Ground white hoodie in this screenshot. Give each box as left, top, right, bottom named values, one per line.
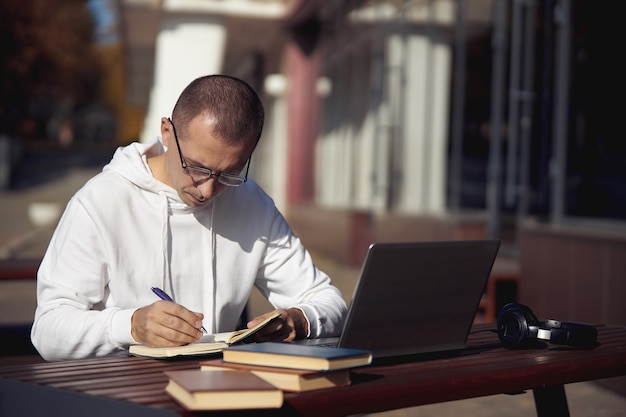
left=31, top=139, right=347, bottom=361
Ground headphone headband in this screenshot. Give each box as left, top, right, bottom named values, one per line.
left=497, top=303, right=597, bottom=349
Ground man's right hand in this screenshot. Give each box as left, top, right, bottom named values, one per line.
left=131, top=301, right=204, bottom=347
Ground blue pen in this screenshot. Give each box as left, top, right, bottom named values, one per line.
left=151, top=287, right=207, bottom=333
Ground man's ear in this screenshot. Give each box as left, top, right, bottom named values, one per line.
left=160, top=117, right=172, bottom=145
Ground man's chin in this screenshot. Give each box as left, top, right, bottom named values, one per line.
left=185, top=194, right=211, bottom=207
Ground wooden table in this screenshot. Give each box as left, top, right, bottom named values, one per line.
left=1, top=324, right=625, bottom=417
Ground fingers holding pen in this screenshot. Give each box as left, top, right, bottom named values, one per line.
left=158, top=301, right=205, bottom=339
left=150, top=286, right=207, bottom=333
left=131, top=300, right=204, bottom=347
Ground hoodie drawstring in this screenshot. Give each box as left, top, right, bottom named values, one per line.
left=157, top=189, right=217, bottom=333
left=159, top=191, right=173, bottom=297
left=210, top=201, right=217, bottom=331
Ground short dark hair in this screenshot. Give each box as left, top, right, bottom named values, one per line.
left=171, top=75, right=264, bottom=148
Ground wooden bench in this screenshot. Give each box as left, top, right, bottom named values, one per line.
left=0, top=259, right=40, bottom=281
left=2, top=324, right=625, bottom=416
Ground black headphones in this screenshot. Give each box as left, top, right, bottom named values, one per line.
left=497, top=303, right=598, bottom=349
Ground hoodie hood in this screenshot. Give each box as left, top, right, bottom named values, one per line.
left=102, top=138, right=185, bottom=208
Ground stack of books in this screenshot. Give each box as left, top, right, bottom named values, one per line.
left=203, top=342, right=373, bottom=393
left=164, top=342, right=372, bottom=411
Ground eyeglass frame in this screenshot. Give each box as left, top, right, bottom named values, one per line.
left=168, top=117, right=251, bottom=187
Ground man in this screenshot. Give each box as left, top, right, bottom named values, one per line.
left=31, top=75, right=347, bottom=361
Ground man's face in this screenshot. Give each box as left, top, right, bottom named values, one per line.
left=161, top=115, right=253, bottom=207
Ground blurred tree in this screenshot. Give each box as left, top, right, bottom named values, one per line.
left=0, top=0, right=103, bottom=142
left=96, top=42, right=143, bottom=145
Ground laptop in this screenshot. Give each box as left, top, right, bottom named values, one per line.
left=299, top=239, right=500, bottom=359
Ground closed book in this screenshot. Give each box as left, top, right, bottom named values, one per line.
left=222, top=342, right=372, bottom=371
left=200, top=358, right=351, bottom=392
left=164, top=369, right=283, bottom=411
left=130, top=312, right=280, bottom=358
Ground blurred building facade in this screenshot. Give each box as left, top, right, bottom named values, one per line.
left=117, top=0, right=626, bottom=327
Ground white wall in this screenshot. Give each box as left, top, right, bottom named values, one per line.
left=140, top=16, right=226, bottom=143
left=316, top=0, right=454, bottom=215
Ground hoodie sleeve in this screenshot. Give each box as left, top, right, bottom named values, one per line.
left=30, top=196, right=137, bottom=361
left=255, top=207, right=348, bottom=338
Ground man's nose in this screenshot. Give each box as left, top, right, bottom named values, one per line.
left=196, top=176, right=219, bottom=198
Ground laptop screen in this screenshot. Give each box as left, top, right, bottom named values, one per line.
left=337, top=240, right=500, bottom=358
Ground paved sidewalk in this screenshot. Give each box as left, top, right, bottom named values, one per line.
left=1, top=156, right=625, bottom=416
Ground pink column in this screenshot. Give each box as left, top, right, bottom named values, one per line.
left=285, top=39, right=321, bottom=204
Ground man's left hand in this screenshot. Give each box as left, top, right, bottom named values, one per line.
left=248, top=308, right=308, bottom=342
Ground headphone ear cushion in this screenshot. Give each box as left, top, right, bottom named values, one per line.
left=497, top=303, right=540, bottom=348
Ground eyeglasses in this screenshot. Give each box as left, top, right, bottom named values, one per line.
left=168, top=118, right=250, bottom=187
